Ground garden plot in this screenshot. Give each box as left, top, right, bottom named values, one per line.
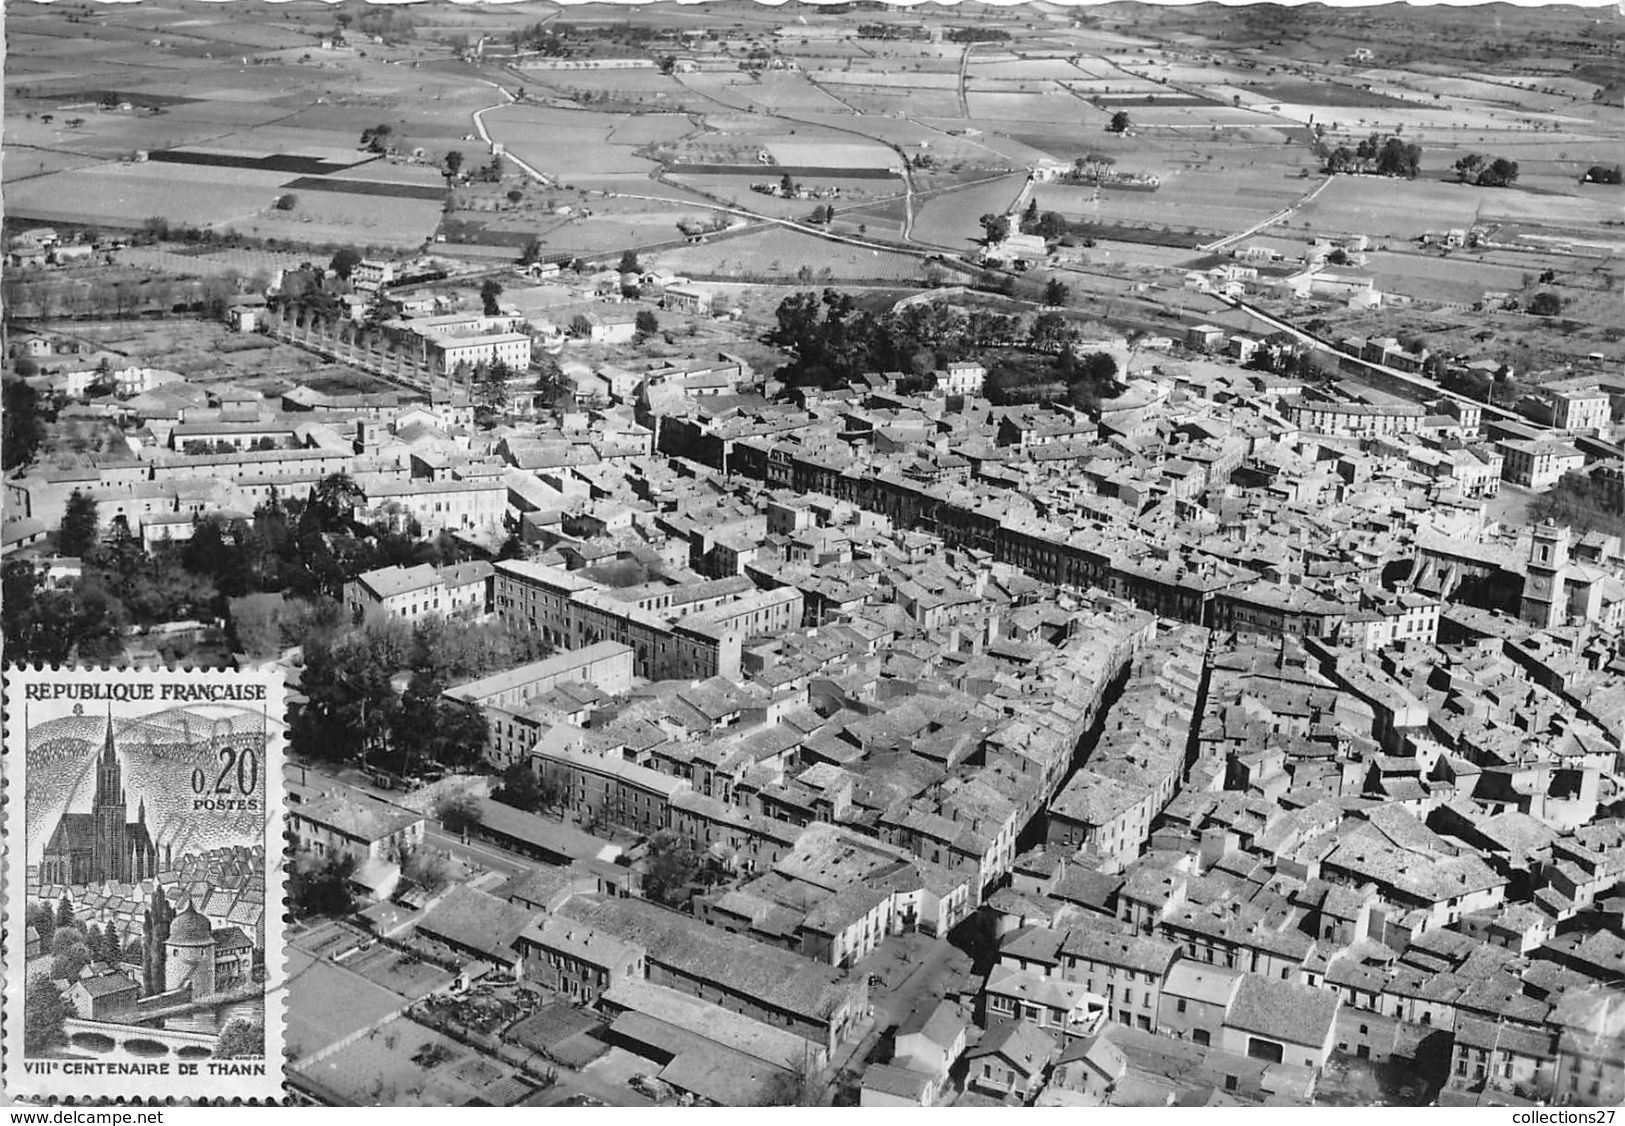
left=303, top=1017, right=501, bottom=1106
left=285, top=946, right=411, bottom=1067
left=342, top=945, right=457, bottom=1002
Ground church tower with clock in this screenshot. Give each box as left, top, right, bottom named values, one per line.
left=1520, top=523, right=1570, bottom=629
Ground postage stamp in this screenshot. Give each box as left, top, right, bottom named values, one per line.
left=3, top=666, right=286, bottom=1101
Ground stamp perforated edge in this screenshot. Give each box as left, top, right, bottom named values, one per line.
left=1, top=664, right=289, bottom=1104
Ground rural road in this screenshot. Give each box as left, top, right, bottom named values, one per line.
left=471, top=84, right=554, bottom=187
left=604, top=190, right=954, bottom=263
left=1200, top=173, right=1334, bottom=253
left=957, top=43, right=977, bottom=118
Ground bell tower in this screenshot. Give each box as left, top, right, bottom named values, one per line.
left=1520, top=524, right=1570, bottom=629
left=93, top=712, right=126, bottom=883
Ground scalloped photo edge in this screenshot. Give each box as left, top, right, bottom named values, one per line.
left=2, top=664, right=288, bottom=1103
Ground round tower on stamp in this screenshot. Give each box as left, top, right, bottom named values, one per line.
left=164, top=899, right=216, bottom=998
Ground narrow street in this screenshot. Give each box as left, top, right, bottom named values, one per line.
left=821, top=934, right=973, bottom=1104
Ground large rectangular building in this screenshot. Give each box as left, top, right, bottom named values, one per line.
left=491, top=559, right=797, bottom=681
left=444, top=641, right=637, bottom=765
left=1498, top=439, right=1587, bottom=490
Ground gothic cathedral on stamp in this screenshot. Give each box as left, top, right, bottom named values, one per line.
left=4, top=666, right=287, bottom=1101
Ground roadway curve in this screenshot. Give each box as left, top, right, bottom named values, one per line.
left=470, top=83, right=553, bottom=185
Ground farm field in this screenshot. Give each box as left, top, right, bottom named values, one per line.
left=526, top=68, right=690, bottom=98
left=1294, top=176, right=1621, bottom=241
left=762, top=139, right=898, bottom=170
left=1035, top=165, right=1315, bottom=233
left=236, top=190, right=444, bottom=250
left=823, top=89, right=967, bottom=120
left=909, top=173, right=1027, bottom=250
left=482, top=105, right=688, bottom=179
left=6, top=0, right=1621, bottom=398
left=1362, top=251, right=1534, bottom=304
left=6, top=161, right=288, bottom=229
left=745, top=72, right=855, bottom=114
left=664, top=173, right=906, bottom=218
left=966, top=91, right=1090, bottom=124
left=650, top=225, right=924, bottom=282
left=531, top=212, right=700, bottom=256
left=809, top=71, right=961, bottom=91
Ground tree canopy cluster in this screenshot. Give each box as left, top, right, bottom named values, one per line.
left=985, top=346, right=1121, bottom=411
left=358, top=123, right=394, bottom=154
left=1453, top=153, right=1521, bottom=188
left=1527, top=291, right=1565, bottom=317
left=770, top=288, right=1106, bottom=391
left=292, top=614, right=547, bottom=778
left=1019, top=199, right=1071, bottom=242
left=1528, top=471, right=1625, bottom=539
left=3, top=377, right=57, bottom=470
left=2, top=475, right=477, bottom=667
left=1323, top=133, right=1422, bottom=178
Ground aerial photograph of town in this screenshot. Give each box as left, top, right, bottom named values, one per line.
left=3, top=0, right=1623, bottom=1109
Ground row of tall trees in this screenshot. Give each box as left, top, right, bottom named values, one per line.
left=1, top=271, right=250, bottom=321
